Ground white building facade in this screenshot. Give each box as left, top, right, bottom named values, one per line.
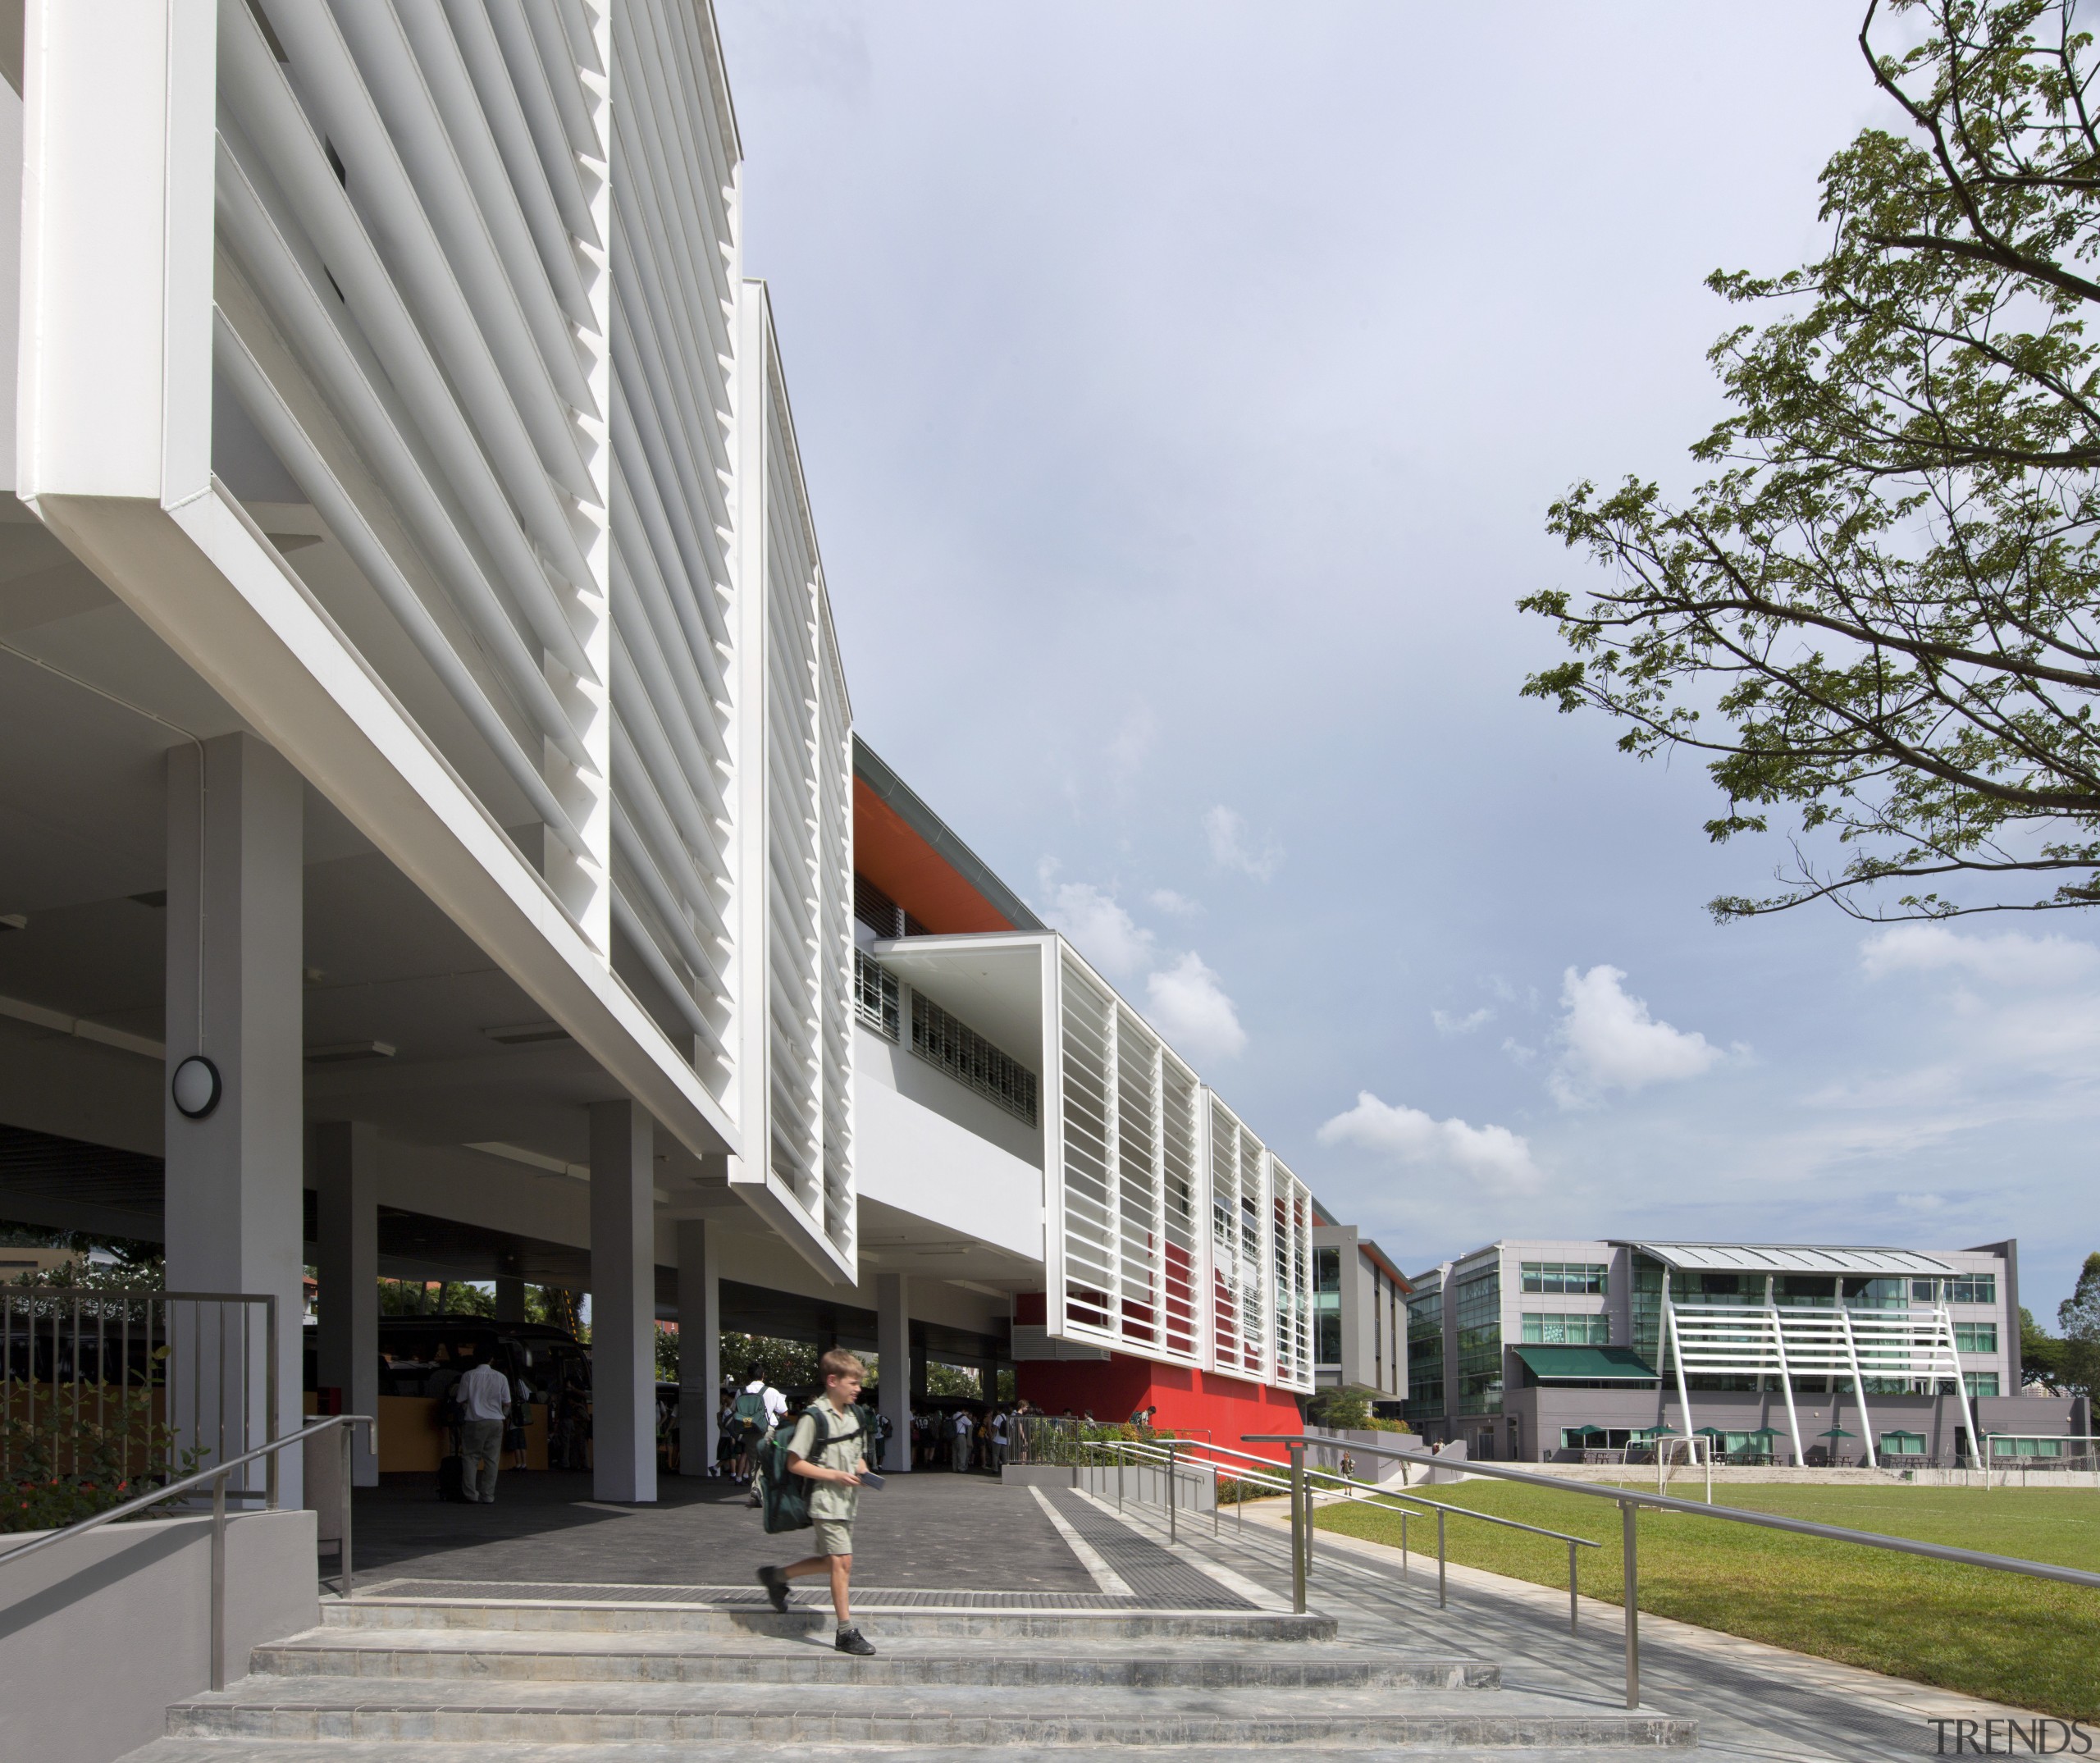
left=0, top=0, right=1331, bottom=1508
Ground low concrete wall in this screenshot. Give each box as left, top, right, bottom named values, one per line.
left=0, top=1508, right=317, bottom=1763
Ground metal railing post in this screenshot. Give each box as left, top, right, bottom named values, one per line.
left=1288, top=1444, right=1306, bottom=1614
left=1400, top=1509, right=1409, bottom=1579
left=210, top=1470, right=228, bottom=1692
left=1116, top=1443, right=1124, bottom=1511
left=1436, top=1507, right=1446, bottom=1608
left=263, top=1295, right=279, bottom=1511
left=1621, top=1499, right=1639, bottom=1709
left=1568, top=1537, right=1579, bottom=1633
left=339, top=1423, right=355, bottom=1601
left=1166, top=1441, right=1177, bottom=1544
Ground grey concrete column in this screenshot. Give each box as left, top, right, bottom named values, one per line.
left=164, top=734, right=304, bottom=1507
left=675, top=1218, right=719, bottom=1478
left=313, top=1121, right=378, bottom=1485
left=877, top=1272, right=912, bottom=1474
left=589, top=1098, right=656, bottom=1503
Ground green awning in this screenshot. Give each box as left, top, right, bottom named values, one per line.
left=1513, top=1345, right=1660, bottom=1382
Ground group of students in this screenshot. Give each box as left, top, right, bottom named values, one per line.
left=909, top=1400, right=1027, bottom=1473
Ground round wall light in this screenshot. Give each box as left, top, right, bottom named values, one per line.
left=171, top=1054, right=221, bottom=1120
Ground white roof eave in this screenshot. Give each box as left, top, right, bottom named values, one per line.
left=1624, top=1242, right=1957, bottom=1277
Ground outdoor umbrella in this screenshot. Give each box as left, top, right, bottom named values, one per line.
left=1692, top=1427, right=1727, bottom=1439
left=1746, top=1427, right=1781, bottom=1437
left=1819, top=1427, right=1857, bottom=1438
left=1567, top=1425, right=1607, bottom=1438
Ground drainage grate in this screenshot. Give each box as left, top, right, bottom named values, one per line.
left=362, top=1578, right=1150, bottom=1610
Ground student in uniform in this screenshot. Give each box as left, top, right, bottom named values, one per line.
left=756, top=1349, right=876, bottom=1656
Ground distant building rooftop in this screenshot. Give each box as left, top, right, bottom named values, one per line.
left=1622, top=1242, right=1956, bottom=1278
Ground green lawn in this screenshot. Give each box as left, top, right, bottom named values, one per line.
left=1314, top=1480, right=2100, bottom=1719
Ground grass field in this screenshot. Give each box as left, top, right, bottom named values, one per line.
left=1313, top=1480, right=2100, bottom=1719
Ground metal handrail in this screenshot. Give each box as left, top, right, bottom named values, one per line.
left=1100, top=1433, right=1600, bottom=1632
left=1, top=1412, right=374, bottom=1691
left=1248, top=1432, right=2100, bottom=1710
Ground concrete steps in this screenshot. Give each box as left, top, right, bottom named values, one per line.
left=257, top=1626, right=1499, bottom=1689
left=129, top=1592, right=1699, bottom=1756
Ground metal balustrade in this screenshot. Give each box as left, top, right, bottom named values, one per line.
left=2, top=1290, right=277, bottom=1504
left=1245, top=1432, right=2100, bottom=1710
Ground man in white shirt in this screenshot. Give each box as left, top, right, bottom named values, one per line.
left=950, top=1407, right=975, bottom=1473
left=456, top=1357, right=512, bottom=1504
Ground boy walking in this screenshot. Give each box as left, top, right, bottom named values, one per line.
left=757, top=1349, right=876, bottom=1656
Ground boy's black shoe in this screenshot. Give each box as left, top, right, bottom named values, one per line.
left=834, top=1626, right=876, bottom=1656
left=757, top=1566, right=790, bottom=1613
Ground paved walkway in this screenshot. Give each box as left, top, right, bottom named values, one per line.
left=352, top=1470, right=1096, bottom=1594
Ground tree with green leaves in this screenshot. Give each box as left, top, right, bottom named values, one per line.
left=1527, top=0, right=2100, bottom=920
left=2019, top=1304, right=2066, bottom=1385
left=2060, top=1249, right=2100, bottom=1397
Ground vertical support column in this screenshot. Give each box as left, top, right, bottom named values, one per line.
left=590, top=1098, right=656, bottom=1504
left=675, top=1217, right=720, bottom=1478
left=313, top=1120, right=378, bottom=1486
left=164, top=734, right=304, bottom=1507
left=494, top=1269, right=526, bottom=1324
left=877, top=1273, right=912, bottom=1474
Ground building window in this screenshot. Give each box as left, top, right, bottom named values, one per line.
left=1911, top=1277, right=1941, bottom=1304
left=1521, top=1261, right=1608, bottom=1295
left=1453, top=1270, right=1502, bottom=1416
left=1521, top=1312, right=1610, bottom=1345
left=854, top=949, right=899, bottom=1041
left=1404, top=1290, right=1444, bottom=1422
left=1965, top=1372, right=2001, bottom=1400
left=909, top=991, right=1038, bottom=1127
left=1955, top=1322, right=1997, bottom=1354
left=1993, top=1436, right=2064, bottom=1458
left=1313, top=1248, right=1342, bottom=1368
left=1951, top=1274, right=1997, bottom=1305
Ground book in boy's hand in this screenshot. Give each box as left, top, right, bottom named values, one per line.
left=856, top=1470, right=886, bottom=1491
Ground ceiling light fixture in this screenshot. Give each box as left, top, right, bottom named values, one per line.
left=303, top=1040, right=396, bottom=1064
left=481, top=1020, right=571, bottom=1045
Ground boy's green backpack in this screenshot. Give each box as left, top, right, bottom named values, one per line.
left=755, top=1403, right=872, bottom=1536
left=732, top=1386, right=770, bottom=1433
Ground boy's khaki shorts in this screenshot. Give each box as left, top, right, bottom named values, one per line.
left=812, top=1518, right=854, bottom=1557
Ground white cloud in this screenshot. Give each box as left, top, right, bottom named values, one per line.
left=1039, top=878, right=1155, bottom=980
left=1317, top=1091, right=1541, bottom=1188
left=1432, top=1007, right=1495, bottom=1037
left=1145, top=952, right=1248, bottom=1062
left=1500, top=1037, right=1539, bottom=1066
left=1860, top=924, right=2100, bottom=989
left=1203, top=805, right=1282, bottom=882
left=1148, top=888, right=1203, bottom=916
left=1551, top=964, right=1724, bottom=1107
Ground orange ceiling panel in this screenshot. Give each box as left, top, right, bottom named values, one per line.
left=854, top=777, right=1014, bottom=934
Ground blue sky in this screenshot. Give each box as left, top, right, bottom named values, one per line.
left=715, top=2, right=2100, bottom=1323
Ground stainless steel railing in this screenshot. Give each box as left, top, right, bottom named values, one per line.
left=0, top=1413, right=374, bottom=1691
left=1093, top=1433, right=1600, bottom=1633
left=1246, top=1432, right=2100, bottom=1710
left=2, top=1287, right=279, bottom=1501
